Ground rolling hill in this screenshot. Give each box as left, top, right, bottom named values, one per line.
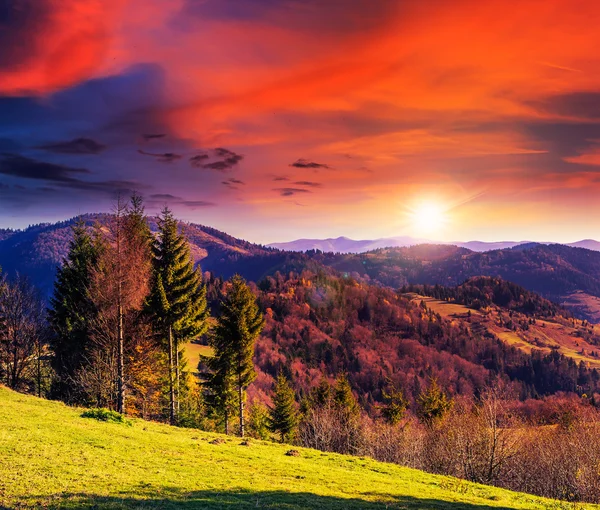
left=0, top=385, right=588, bottom=509
left=3, top=214, right=600, bottom=322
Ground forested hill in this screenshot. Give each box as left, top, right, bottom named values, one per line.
left=3, top=215, right=600, bottom=321
left=206, top=271, right=600, bottom=409
left=0, top=214, right=312, bottom=297
left=404, top=276, right=569, bottom=318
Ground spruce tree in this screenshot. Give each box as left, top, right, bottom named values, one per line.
left=268, top=373, right=298, bottom=442
left=334, top=374, right=359, bottom=416
left=200, top=347, right=237, bottom=434
left=147, top=207, right=208, bottom=424
left=381, top=384, right=408, bottom=425
left=48, top=219, right=99, bottom=402
left=209, top=275, right=264, bottom=437
left=416, top=378, right=453, bottom=426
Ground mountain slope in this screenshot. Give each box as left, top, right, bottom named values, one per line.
left=0, top=214, right=297, bottom=297
left=0, top=385, right=585, bottom=509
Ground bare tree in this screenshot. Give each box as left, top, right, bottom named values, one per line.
left=88, top=194, right=152, bottom=413
left=0, top=274, right=47, bottom=392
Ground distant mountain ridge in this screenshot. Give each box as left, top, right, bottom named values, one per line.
left=268, top=236, right=600, bottom=254
left=3, top=214, right=600, bottom=322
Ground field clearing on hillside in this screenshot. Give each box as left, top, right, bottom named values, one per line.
left=0, top=386, right=590, bottom=510
left=406, top=295, right=483, bottom=317
left=184, top=342, right=213, bottom=373
left=408, top=295, right=600, bottom=368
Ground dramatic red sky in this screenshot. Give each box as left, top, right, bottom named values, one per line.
left=1, top=0, right=600, bottom=243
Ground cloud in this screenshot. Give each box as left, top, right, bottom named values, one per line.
left=147, top=193, right=216, bottom=209
left=149, top=193, right=180, bottom=200
left=0, top=0, right=123, bottom=94
left=181, top=200, right=216, bottom=208
left=137, top=149, right=182, bottom=163
left=188, top=148, right=244, bottom=171
left=201, top=147, right=244, bottom=171
left=0, top=153, right=90, bottom=182
left=293, top=181, right=322, bottom=187
left=289, top=159, right=330, bottom=169
left=142, top=133, right=166, bottom=141
left=222, top=177, right=245, bottom=189
left=38, top=137, right=107, bottom=154
left=528, top=92, right=600, bottom=120
left=189, top=153, right=210, bottom=167
left=274, top=187, right=312, bottom=197
left=0, top=153, right=142, bottom=194
left=272, top=176, right=289, bottom=181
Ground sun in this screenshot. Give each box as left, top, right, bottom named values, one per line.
left=409, top=201, right=448, bottom=235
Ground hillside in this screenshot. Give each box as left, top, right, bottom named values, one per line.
left=0, top=386, right=587, bottom=510
left=305, top=244, right=600, bottom=321
left=0, top=214, right=304, bottom=297
left=205, top=272, right=600, bottom=409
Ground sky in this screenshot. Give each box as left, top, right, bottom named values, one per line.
left=1, top=0, right=600, bottom=244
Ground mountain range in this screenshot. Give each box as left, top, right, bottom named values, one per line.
left=268, top=236, right=600, bottom=254
left=2, top=214, right=600, bottom=322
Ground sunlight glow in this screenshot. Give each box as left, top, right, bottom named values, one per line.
left=409, top=201, right=448, bottom=235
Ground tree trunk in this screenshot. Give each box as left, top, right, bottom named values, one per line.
left=175, top=336, right=180, bottom=417
left=238, top=380, right=244, bottom=437
left=37, top=335, right=41, bottom=398
left=168, top=325, right=176, bottom=425
left=117, top=300, right=124, bottom=414
left=224, top=409, right=229, bottom=435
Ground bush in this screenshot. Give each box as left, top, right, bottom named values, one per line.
left=81, top=408, right=131, bottom=425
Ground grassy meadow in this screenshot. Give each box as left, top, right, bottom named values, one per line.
left=0, top=386, right=595, bottom=509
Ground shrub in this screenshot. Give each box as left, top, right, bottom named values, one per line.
left=81, top=408, right=131, bottom=425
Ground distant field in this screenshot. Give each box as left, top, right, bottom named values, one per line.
left=407, top=294, right=483, bottom=317
left=408, top=294, right=600, bottom=369
left=184, top=342, right=213, bottom=373
left=0, top=386, right=589, bottom=509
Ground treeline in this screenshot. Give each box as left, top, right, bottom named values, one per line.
left=294, top=381, right=600, bottom=503
left=402, top=276, right=568, bottom=317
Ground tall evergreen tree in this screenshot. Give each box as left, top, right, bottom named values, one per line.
left=200, top=346, right=237, bottom=434
left=268, top=373, right=298, bottom=443
left=416, top=378, right=453, bottom=426
left=334, top=374, right=359, bottom=416
left=203, top=275, right=264, bottom=436
left=380, top=384, right=409, bottom=425
left=219, top=275, right=264, bottom=437
left=48, top=220, right=99, bottom=402
left=147, top=207, right=208, bottom=424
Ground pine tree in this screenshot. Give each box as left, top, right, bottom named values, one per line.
left=147, top=207, right=208, bottom=424
left=381, top=384, right=408, bottom=425
left=334, top=374, right=359, bottom=416
left=207, top=275, right=264, bottom=437
left=268, top=373, right=298, bottom=443
left=48, top=220, right=99, bottom=402
left=416, top=378, right=453, bottom=426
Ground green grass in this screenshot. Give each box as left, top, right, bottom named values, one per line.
left=0, top=386, right=595, bottom=509
left=184, top=341, right=214, bottom=374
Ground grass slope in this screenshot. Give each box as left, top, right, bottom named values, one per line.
left=0, top=387, right=593, bottom=510
left=410, top=295, right=600, bottom=369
